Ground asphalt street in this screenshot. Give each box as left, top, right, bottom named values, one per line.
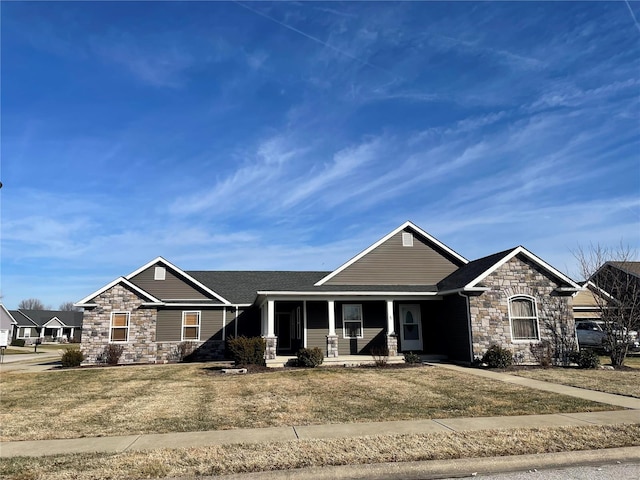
left=448, top=462, right=640, bottom=479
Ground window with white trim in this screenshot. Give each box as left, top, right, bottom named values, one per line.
left=342, top=304, right=363, bottom=339
left=23, top=327, right=31, bottom=338
left=508, top=296, right=540, bottom=341
left=182, top=311, right=201, bottom=341
left=110, top=312, right=130, bottom=342
left=154, top=266, right=166, bottom=280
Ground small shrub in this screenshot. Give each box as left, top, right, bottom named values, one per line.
left=482, top=345, right=513, bottom=369
left=174, top=341, right=197, bottom=362
left=404, top=351, right=421, bottom=364
left=370, top=346, right=389, bottom=367
left=227, top=336, right=266, bottom=366
left=10, top=339, right=26, bottom=347
left=103, top=344, right=124, bottom=365
left=513, top=351, right=526, bottom=365
left=60, top=347, right=84, bottom=368
left=575, top=349, right=601, bottom=369
left=296, top=347, right=324, bottom=367
left=530, top=340, right=553, bottom=367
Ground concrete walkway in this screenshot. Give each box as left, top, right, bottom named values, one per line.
left=1, top=363, right=639, bottom=459
left=431, top=363, right=640, bottom=410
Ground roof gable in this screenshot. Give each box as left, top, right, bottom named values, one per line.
left=75, top=277, right=163, bottom=307
left=126, top=257, right=230, bottom=304
left=315, top=221, right=468, bottom=286
left=438, top=246, right=580, bottom=293
left=0, top=304, right=18, bottom=326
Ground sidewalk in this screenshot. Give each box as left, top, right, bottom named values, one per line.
left=1, top=363, right=638, bottom=459
left=431, top=363, right=640, bottom=410
left=1, top=408, right=638, bottom=458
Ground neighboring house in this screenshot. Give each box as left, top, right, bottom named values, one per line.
left=9, top=310, right=83, bottom=344
left=0, top=304, right=17, bottom=346
left=76, top=221, right=580, bottom=365
left=573, top=281, right=608, bottom=322
left=573, top=262, right=640, bottom=322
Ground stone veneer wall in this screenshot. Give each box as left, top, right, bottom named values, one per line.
left=81, top=284, right=158, bottom=364
left=468, top=255, right=575, bottom=363
left=81, top=283, right=227, bottom=364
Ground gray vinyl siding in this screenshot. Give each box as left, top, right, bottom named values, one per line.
left=443, top=295, right=472, bottom=362
left=156, top=310, right=182, bottom=341
left=306, top=301, right=328, bottom=351
left=129, top=263, right=217, bottom=301
left=156, top=309, right=224, bottom=342
left=335, top=301, right=386, bottom=355
left=325, top=228, right=461, bottom=286
left=202, top=310, right=224, bottom=341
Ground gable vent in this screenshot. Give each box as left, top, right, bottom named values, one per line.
left=402, top=232, right=414, bottom=247
left=154, top=266, right=166, bottom=280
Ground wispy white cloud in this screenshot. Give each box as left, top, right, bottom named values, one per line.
left=91, top=34, right=194, bottom=88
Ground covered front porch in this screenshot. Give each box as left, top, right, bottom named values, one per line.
left=257, top=294, right=448, bottom=362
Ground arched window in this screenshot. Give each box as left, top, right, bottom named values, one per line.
left=508, top=296, right=540, bottom=341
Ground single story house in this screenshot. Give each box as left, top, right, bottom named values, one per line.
left=76, top=221, right=580, bottom=365
left=0, top=304, right=17, bottom=347
left=9, top=310, right=83, bottom=344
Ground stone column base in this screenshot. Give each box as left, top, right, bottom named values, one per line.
left=326, top=335, right=339, bottom=358
left=264, top=336, right=278, bottom=360
left=386, top=334, right=398, bottom=357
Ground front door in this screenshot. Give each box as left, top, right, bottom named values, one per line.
left=400, top=304, right=422, bottom=351
left=276, top=313, right=291, bottom=351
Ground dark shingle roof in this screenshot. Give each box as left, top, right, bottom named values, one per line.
left=9, top=310, right=38, bottom=327
left=188, top=271, right=329, bottom=304
left=188, top=271, right=439, bottom=304
left=607, top=261, right=640, bottom=278
left=437, top=248, right=516, bottom=291
left=11, top=310, right=83, bottom=327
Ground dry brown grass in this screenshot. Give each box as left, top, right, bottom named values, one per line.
left=1, top=424, right=639, bottom=480
left=0, top=364, right=618, bottom=441
left=512, top=359, right=640, bottom=399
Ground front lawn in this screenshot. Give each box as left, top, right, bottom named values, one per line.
left=0, top=363, right=618, bottom=441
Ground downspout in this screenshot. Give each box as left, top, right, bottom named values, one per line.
left=458, top=291, right=474, bottom=364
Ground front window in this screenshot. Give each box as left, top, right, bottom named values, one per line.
left=182, top=311, right=201, bottom=341
left=110, top=312, right=130, bottom=342
left=509, top=296, right=540, bottom=341
left=342, top=304, right=363, bottom=339
left=23, top=327, right=31, bottom=338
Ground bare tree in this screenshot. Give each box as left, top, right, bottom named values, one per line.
left=540, top=298, right=577, bottom=366
left=18, top=298, right=47, bottom=310
left=574, top=244, right=640, bottom=366
left=59, top=301, right=79, bottom=311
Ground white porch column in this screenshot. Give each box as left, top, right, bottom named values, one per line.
left=267, top=299, right=275, bottom=337
left=40, top=328, right=45, bottom=338
left=303, top=301, right=308, bottom=348
left=386, top=300, right=395, bottom=335
left=326, top=299, right=338, bottom=358
left=327, top=300, right=336, bottom=336
left=70, top=328, right=75, bottom=341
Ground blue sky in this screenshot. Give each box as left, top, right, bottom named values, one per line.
left=1, top=1, right=639, bottom=309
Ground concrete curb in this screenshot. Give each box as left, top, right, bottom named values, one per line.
left=194, top=446, right=640, bottom=480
